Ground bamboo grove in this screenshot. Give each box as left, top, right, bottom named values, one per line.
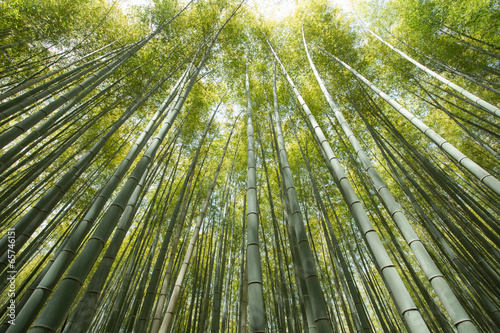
left=0, top=0, right=499, bottom=332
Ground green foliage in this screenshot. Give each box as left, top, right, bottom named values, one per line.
left=0, top=0, right=498, bottom=332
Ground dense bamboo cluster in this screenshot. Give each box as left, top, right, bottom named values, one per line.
left=0, top=0, right=498, bottom=332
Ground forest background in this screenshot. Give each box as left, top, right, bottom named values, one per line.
left=0, top=0, right=499, bottom=332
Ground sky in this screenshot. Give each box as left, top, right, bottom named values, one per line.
left=248, top=0, right=354, bottom=20
left=120, top=0, right=354, bottom=18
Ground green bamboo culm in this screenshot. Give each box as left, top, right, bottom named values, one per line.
left=360, top=21, right=500, bottom=118
left=245, top=57, right=267, bottom=333
left=158, top=108, right=239, bottom=333
left=322, top=49, right=500, bottom=198
left=272, top=60, right=333, bottom=333
left=302, top=28, right=478, bottom=333
left=268, top=39, right=431, bottom=333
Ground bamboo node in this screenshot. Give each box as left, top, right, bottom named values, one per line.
left=305, top=273, right=319, bottom=279
left=89, top=236, right=106, bottom=246
left=363, top=229, right=376, bottom=237
left=38, top=286, right=53, bottom=293
left=453, top=319, right=472, bottom=327
left=248, top=280, right=263, bottom=285
left=428, top=274, right=443, bottom=282
left=379, top=264, right=395, bottom=272
left=336, top=174, right=347, bottom=182
left=110, top=203, right=125, bottom=213
left=30, top=324, right=56, bottom=332
left=390, top=209, right=402, bottom=218
left=64, top=275, right=84, bottom=286
left=128, top=175, right=141, bottom=183
left=480, top=174, right=492, bottom=182
left=62, top=248, right=76, bottom=255
left=297, top=239, right=309, bottom=245
left=400, top=307, right=418, bottom=316
left=14, top=125, right=26, bottom=133
left=407, top=239, right=421, bottom=246
left=349, top=199, right=361, bottom=207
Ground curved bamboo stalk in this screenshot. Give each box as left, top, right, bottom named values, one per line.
left=0, top=70, right=186, bottom=269
left=159, top=114, right=238, bottom=332
left=0, top=0, right=195, bottom=149
left=4, top=63, right=195, bottom=333
left=367, top=117, right=500, bottom=328
left=290, top=119, right=372, bottom=332
left=0, top=43, right=127, bottom=109
left=272, top=61, right=332, bottom=333
left=0, top=50, right=130, bottom=147
left=244, top=58, right=267, bottom=333
left=62, top=134, right=179, bottom=333
left=410, top=79, right=500, bottom=161
left=0, top=46, right=127, bottom=115
left=303, top=30, right=478, bottom=333
left=360, top=95, right=500, bottom=288
left=149, top=162, right=197, bottom=333
left=360, top=22, right=500, bottom=117
left=382, top=28, right=500, bottom=95
left=260, top=116, right=294, bottom=333
left=23, top=73, right=194, bottom=333
left=0, top=39, right=123, bottom=102
left=0, top=51, right=177, bottom=172
left=268, top=40, right=431, bottom=333
left=324, top=49, right=500, bottom=197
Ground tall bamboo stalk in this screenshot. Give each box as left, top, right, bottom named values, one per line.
left=359, top=21, right=500, bottom=117
left=323, top=49, right=500, bottom=197
left=303, top=30, right=478, bottom=333
left=158, top=105, right=238, bottom=333
left=272, top=61, right=332, bottom=332
left=245, top=58, right=267, bottom=333
left=268, top=40, right=431, bottom=333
